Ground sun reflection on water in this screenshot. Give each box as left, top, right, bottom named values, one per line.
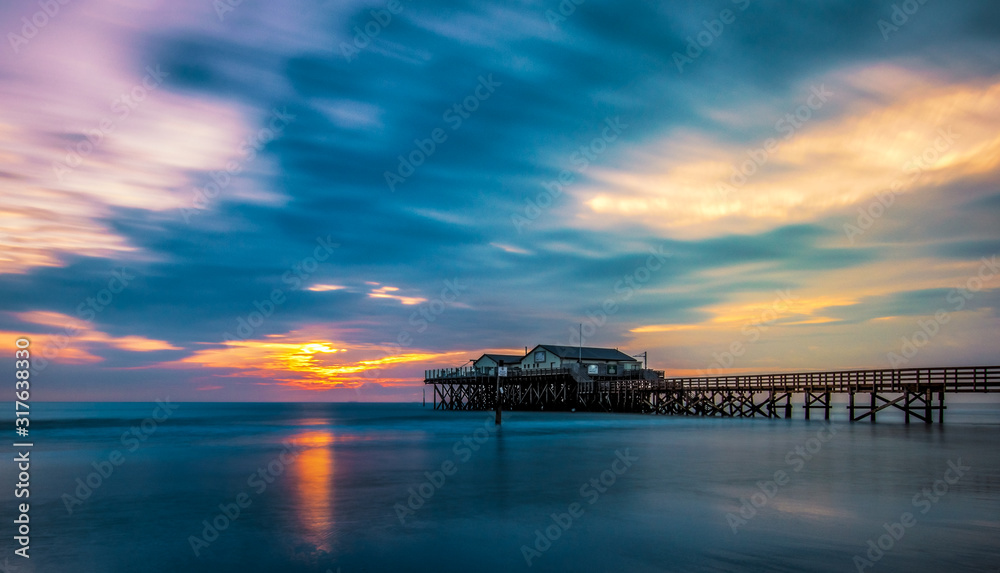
left=289, top=430, right=336, bottom=552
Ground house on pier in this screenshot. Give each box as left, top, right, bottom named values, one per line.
left=473, top=353, right=526, bottom=375
left=520, top=344, right=641, bottom=375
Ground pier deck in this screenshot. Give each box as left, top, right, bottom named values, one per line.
left=423, top=365, right=1000, bottom=423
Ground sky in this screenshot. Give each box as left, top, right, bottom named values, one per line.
left=1, top=0, right=999, bottom=402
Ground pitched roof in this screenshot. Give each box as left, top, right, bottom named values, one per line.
left=479, top=353, right=525, bottom=364
left=532, top=345, right=638, bottom=362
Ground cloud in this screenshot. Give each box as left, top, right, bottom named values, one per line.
left=4, top=310, right=179, bottom=366
left=579, top=67, right=1000, bottom=239
left=161, top=326, right=465, bottom=390
left=1, top=0, right=998, bottom=399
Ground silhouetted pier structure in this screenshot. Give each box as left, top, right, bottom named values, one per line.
left=424, top=365, right=1000, bottom=423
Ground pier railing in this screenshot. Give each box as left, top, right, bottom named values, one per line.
left=424, top=365, right=659, bottom=382
left=663, top=366, right=1000, bottom=393
left=425, top=366, right=573, bottom=380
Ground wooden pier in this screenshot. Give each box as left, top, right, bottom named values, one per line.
left=424, top=365, right=1000, bottom=423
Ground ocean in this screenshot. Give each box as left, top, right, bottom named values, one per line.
left=2, top=402, right=999, bottom=572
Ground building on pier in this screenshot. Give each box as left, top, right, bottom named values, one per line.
left=425, top=344, right=662, bottom=413
left=520, top=344, right=641, bottom=375
left=463, top=345, right=644, bottom=377
left=473, top=353, right=526, bottom=376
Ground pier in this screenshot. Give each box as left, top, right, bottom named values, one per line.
left=424, top=364, right=1000, bottom=423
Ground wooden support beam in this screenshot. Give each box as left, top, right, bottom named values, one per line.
left=925, top=388, right=931, bottom=424
left=852, top=392, right=942, bottom=423
left=751, top=393, right=774, bottom=418
left=939, top=389, right=945, bottom=424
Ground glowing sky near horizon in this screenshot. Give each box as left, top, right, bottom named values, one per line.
left=1, top=0, right=999, bottom=401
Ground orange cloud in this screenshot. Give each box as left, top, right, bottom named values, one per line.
left=108, top=336, right=181, bottom=352
left=631, top=292, right=857, bottom=336
left=2, top=311, right=179, bottom=365
left=706, top=294, right=857, bottom=326
left=579, top=66, right=1000, bottom=239
left=630, top=324, right=701, bottom=334
left=307, top=284, right=347, bottom=292
left=168, top=329, right=463, bottom=390
left=0, top=330, right=103, bottom=365
left=367, top=284, right=426, bottom=305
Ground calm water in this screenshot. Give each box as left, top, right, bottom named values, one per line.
left=2, top=402, right=999, bottom=572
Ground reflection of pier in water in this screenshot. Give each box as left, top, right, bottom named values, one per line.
left=424, top=364, right=1000, bottom=423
